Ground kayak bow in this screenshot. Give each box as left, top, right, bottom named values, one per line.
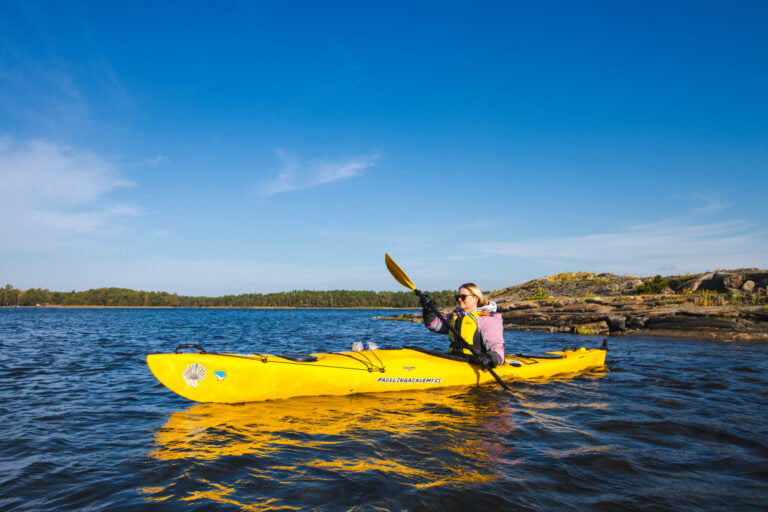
left=146, top=344, right=607, bottom=403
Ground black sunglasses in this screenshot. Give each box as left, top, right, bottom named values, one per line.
left=455, top=294, right=475, bottom=301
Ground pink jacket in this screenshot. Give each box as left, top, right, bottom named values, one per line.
left=426, top=303, right=505, bottom=363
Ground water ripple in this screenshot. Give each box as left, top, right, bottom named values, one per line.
left=1, top=308, right=767, bottom=511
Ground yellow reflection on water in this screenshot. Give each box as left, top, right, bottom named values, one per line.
left=150, top=387, right=512, bottom=462
left=147, top=387, right=516, bottom=507
left=302, top=456, right=498, bottom=489
left=173, top=481, right=301, bottom=512
left=145, top=371, right=609, bottom=509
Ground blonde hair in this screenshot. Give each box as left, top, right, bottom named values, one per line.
left=459, top=283, right=488, bottom=307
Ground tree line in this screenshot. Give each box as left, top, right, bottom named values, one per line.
left=0, top=284, right=457, bottom=309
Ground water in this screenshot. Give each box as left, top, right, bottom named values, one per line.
left=1, top=308, right=766, bottom=511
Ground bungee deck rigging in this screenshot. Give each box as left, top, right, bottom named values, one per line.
left=174, top=343, right=388, bottom=373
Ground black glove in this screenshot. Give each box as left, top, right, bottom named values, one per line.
left=418, top=292, right=438, bottom=326
left=418, top=292, right=436, bottom=310
left=472, top=352, right=498, bottom=368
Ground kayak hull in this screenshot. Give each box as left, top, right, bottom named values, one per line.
left=147, top=346, right=607, bottom=403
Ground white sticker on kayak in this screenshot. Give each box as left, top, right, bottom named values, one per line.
left=377, top=377, right=442, bottom=384
left=183, top=362, right=206, bottom=387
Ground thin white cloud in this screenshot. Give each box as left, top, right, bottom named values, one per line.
left=0, top=137, right=137, bottom=253
left=475, top=220, right=768, bottom=275
left=692, top=194, right=730, bottom=214
left=672, top=193, right=731, bottom=214
left=144, top=155, right=168, bottom=167
left=261, top=149, right=380, bottom=196
left=0, top=12, right=133, bottom=135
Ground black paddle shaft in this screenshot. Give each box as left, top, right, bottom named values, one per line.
left=415, top=290, right=512, bottom=392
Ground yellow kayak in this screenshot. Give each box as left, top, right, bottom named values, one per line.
left=146, top=343, right=608, bottom=403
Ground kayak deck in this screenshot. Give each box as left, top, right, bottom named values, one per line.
left=147, top=345, right=607, bottom=403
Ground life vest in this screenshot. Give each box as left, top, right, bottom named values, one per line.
left=448, top=311, right=489, bottom=355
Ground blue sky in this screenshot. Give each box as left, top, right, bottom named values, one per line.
left=1, top=1, right=766, bottom=296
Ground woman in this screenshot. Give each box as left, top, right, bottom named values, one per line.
left=420, top=283, right=505, bottom=368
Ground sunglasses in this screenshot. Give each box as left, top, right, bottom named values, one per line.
left=455, top=294, right=475, bottom=302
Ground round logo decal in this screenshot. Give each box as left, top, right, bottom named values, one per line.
left=183, top=362, right=206, bottom=387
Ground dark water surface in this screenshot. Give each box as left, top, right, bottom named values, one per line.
left=1, top=308, right=766, bottom=511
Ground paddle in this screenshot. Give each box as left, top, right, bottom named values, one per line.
left=384, top=253, right=512, bottom=391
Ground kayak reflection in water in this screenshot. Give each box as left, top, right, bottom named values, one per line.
left=143, top=389, right=519, bottom=508
left=420, top=283, right=505, bottom=368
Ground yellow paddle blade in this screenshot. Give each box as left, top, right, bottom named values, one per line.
left=385, top=253, right=417, bottom=291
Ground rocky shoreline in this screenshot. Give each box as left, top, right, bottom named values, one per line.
left=385, top=269, right=768, bottom=342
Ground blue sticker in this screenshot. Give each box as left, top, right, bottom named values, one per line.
left=213, top=370, right=227, bottom=381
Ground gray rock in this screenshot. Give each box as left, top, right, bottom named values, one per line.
left=607, top=314, right=627, bottom=332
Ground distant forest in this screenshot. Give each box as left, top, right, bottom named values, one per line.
left=0, top=285, right=456, bottom=309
